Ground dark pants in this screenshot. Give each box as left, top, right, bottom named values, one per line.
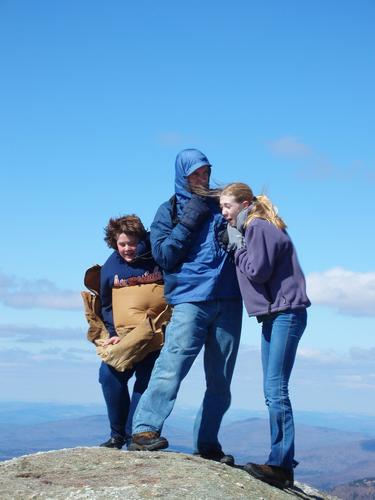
left=99, top=350, right=159, bottom=440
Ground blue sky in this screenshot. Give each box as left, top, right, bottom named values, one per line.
left=0, top=1, right=374, bottom=414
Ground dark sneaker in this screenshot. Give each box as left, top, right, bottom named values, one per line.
left=243, top=463, right=294, bottom=489
left=194, top=450, right=235, bottom=466
left=128, top=431, right=169, bottom=451
left=100, top=436, right=125, bottom=449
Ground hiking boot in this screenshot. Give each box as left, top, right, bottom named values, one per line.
left=128, top=431, right=169, bottom=451
left=243, top=463, right=294, bottom=489
left=194, top=450, right=235, bottom=466
left=100, top=436, right=125, bottom=449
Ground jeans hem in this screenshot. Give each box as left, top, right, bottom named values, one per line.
left=133, top=425, right=160, bottom=434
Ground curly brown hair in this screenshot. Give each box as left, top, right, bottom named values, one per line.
left=104, top=215, right=147, bottom=249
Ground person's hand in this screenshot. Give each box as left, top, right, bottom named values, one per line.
left=236, top=207, right=250, bottom=232
left=180, top=195, right=211, bottom=230
left=103, top=336, right=121, bottom=346
left=227, top=224, right=245, bottom=250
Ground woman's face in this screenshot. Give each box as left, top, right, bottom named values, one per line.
left=220, top=194, right=248, bottom=226
left=116, top=233, right=139, bottom=262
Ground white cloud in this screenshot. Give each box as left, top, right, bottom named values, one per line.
left=334, top=373, right=375, bottom=390
left=0, top=323, right=84, bottom=341
left=0, top=347, right=100, bottom=403
left=157, top=132, right=185, bottom=147
left=156, top=131, right=200, bottom=148
left=267, top=136, right=311, bottom=158
left=350, top=347, right=375, bottom=361
left=297, top=347, right=342, bottom=364
left=0, top=345, right=94, bottom=366
left=1, top=318, right=375, bottom=411
left=296, top=157, right=369, bottom=182
left=297, top=347, right=375, bottom=370
left=266, top=136, right=374, bottom=183
left=0, top=270, right=81, bottom=310
left=306, top=267, right=375, bottom=316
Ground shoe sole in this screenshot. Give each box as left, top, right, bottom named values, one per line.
left=128, top=439, right=169, bottom=452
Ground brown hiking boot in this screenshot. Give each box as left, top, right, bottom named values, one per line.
left=128, top=431, right=169, bottom=451
left=243, top=463, right=294, bottom=489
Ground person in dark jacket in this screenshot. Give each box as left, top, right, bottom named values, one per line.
left=129, top=149, right=243, bottom=465
left=99, top=215, right=163, bottom=449
left=220, top=182, right=311, bottom=488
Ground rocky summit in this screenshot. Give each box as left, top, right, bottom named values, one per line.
left=0, top=447, right=340, bottom=499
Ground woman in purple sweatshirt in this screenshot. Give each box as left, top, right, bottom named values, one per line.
left=220, top=182, right=311, bottom=490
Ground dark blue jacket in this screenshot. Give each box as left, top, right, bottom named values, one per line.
left=100, top=239, right=157, bottom=336
left=235, top=218, right=311, bottom=317
left=150, top=149, right=240, bottom=305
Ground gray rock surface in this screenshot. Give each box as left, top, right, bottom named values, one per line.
left=0, top=447, right=341, bottom=499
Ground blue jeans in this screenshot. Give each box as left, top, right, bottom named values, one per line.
left=132, top=298, right=242, bottom=453
left=99, top=350, right=159, bottom=440
left=261, top=308, right=307, bottom=471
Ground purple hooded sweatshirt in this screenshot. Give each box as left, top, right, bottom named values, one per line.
left=234, top=218, right=311, bottom=318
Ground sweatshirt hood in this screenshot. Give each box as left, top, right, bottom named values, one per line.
left=174, top=149, right=211, bottom=200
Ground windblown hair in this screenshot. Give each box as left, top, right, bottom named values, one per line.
left=104, top=215, right=147, bottom=249
left=189, top=185, right=218, bottom=197
left=221, top=183, right=287, bottom=230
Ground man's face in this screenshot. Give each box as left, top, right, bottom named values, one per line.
left=187, top=165, right=210, bottom=190
left=116, top=233, right=139, bottom=262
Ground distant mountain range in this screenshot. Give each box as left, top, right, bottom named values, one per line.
left=0, top=401, right=374, bottom=494
left=329, top=477, right=375, bottom=500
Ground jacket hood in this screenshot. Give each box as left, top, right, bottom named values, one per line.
left=174, top=149, right=211, bottom=200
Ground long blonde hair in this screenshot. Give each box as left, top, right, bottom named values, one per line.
left=221, top=183, right=287, bottom=230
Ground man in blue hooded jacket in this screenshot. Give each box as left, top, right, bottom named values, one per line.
left=129, top=149, right=242, bottom=464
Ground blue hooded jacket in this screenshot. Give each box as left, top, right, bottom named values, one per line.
left=150, top=149, right=241, bottom=305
